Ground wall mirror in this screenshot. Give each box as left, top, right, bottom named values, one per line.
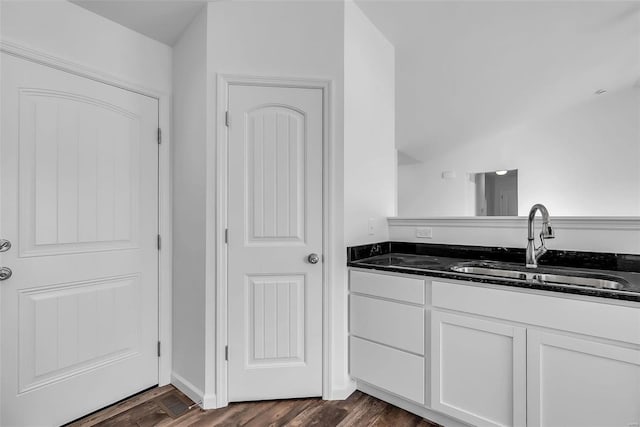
left=473, top=169, right=518, bottom=216
left=358, top=1, right=640, bottom=217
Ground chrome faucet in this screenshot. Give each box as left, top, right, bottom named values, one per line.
left=526, top=204, right=555, bottom=268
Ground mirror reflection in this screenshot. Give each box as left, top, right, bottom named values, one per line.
left=473, top=170, right=518, bottom=216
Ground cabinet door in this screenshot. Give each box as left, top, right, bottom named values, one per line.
left=527, top=330, right=640, bottom=427
left=431, top=310, right=526, bottom=427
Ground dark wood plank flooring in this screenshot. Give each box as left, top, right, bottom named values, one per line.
left=68, top=385, right=440, bottom=427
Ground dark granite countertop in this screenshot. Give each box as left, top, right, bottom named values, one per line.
left=347, top=242, right=640, bottom=302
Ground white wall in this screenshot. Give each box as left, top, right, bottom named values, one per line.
left=344, top=1, right=396, bottom=246
left=171, top=5, right=207, bottom=401
left=205, top=0, right=349, bottom=403
left=399, top=86, right=640, bottom=216
left=0, top=0, right=174, bottom=413
left=388, top=217, right=640, bottom=254
left=174, top=3, right=348, bottom=406
left=0, top=0, right=171, bottom=94
left=170, top=0, right=398, bottom=403
left=355, top=1, right=640, bottom=218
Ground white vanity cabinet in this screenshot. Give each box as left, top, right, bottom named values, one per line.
left=432, top=279, right=640, bottom=427
left=348, top=268, right=640, bottom=427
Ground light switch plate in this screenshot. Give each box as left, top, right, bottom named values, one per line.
left=416, top=227, right=432, bottom=238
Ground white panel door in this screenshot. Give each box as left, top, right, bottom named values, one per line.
left=0, top=54, right=159, bottom=426
left=527, top=330, right=640, bottom=427
left=227, top=84, right=323, bottom=401
left=431, top=310, right=527, bottom=427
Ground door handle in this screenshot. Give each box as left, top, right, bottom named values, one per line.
left=0, top=239, right=10, bottom=252
left=0, top=267, right=12, bottom=281
left=307, top=253, right=320, bottom=264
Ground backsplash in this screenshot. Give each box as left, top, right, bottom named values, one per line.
left=387, top=217, right=640, bottom=254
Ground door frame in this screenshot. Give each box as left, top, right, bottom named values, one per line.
left=215, top=74, right=333, bottom=407
left=0, top=40, right=173, bottom=390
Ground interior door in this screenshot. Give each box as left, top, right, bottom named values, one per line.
left=0, top=54, right=159, bottom=426
left=227, top=84, right=323, bottom=401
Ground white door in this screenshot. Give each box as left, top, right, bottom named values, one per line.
left=527, top=330, right=640, bottom=427
left=431, top=310, right=527, bottom=427
left=227, top=84, right=323, bottom=401
left=0, top=54, right=159, bottom=426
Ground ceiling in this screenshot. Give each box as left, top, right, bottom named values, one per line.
left=355, top=1, right=640, bottom=161
left=71, top=0, right=206, bottom=46
left=70, top=1, right=639, bottom=161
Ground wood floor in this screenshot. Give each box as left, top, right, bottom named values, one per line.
left=68, top=385, right=440, bottom=427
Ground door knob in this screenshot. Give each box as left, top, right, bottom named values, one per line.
left=0, top=267, right=12, bottom=281
left=0, top=239, right=10, bottom=252
left=307, top=253, right=320, bottom=264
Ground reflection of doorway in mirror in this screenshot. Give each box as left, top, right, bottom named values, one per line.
left=474, top=170, right=518, bottom=216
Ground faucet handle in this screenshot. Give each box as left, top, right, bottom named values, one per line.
left=534, top=232, right=549, bottom=262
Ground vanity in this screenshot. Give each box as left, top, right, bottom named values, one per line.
left=347, top=242, right=640, bottom=427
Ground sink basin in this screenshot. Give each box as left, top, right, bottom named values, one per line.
left=536, top=273, right=624, bottom=290
left=451, top=266, right=532, bottom=280
left=450, top=265, right=627, bottom=290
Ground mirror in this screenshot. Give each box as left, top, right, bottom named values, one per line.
left=358, top=1, right=640, bottom=216
left=473, top=170, right=518, bottom=216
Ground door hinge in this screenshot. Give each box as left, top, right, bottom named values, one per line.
left=224, top=228, right=228, bottom=244
left=157, top=234, right=161, bottom=250
left=157, top=128, right=162, bottom=144
left=157, top=341, right=161, bottom=357
left=225, top=345, right=228, bottom=361
left=225, top=111, right=230, bottom=127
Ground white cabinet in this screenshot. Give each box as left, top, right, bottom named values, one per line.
left=349, top=270, right=426, bottom=404
left=431, top=310, right=527, bottom=427
left=527, top=330, right=640, bottom=427
left=348, top=269, right=640, bottom=427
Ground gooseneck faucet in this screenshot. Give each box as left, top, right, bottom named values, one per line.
left=526, top=204, right=555, bottom=268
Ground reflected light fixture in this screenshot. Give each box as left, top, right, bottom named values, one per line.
left=495, top=170, right=508, bottom=176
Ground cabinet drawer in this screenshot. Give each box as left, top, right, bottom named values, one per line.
left=350, top=294, right=424, bottom=354
left=432, top=280, right=640, bottom=345
left=350, top=270, right=425, bottom=304
left=350, top=336, right=425, bottom=404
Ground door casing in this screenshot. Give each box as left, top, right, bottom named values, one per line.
left=0, top=40, right=174, bottom=413
left=215, top=74, right=333, bottom=407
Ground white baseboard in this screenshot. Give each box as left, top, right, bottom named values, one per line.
left=357, top=381, right=471, bottom=427
left=171, top=371, right=209, bottom=408
left=201, top=393, right=218, bottom=410
left=325, top=379, right=357, bottom=400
